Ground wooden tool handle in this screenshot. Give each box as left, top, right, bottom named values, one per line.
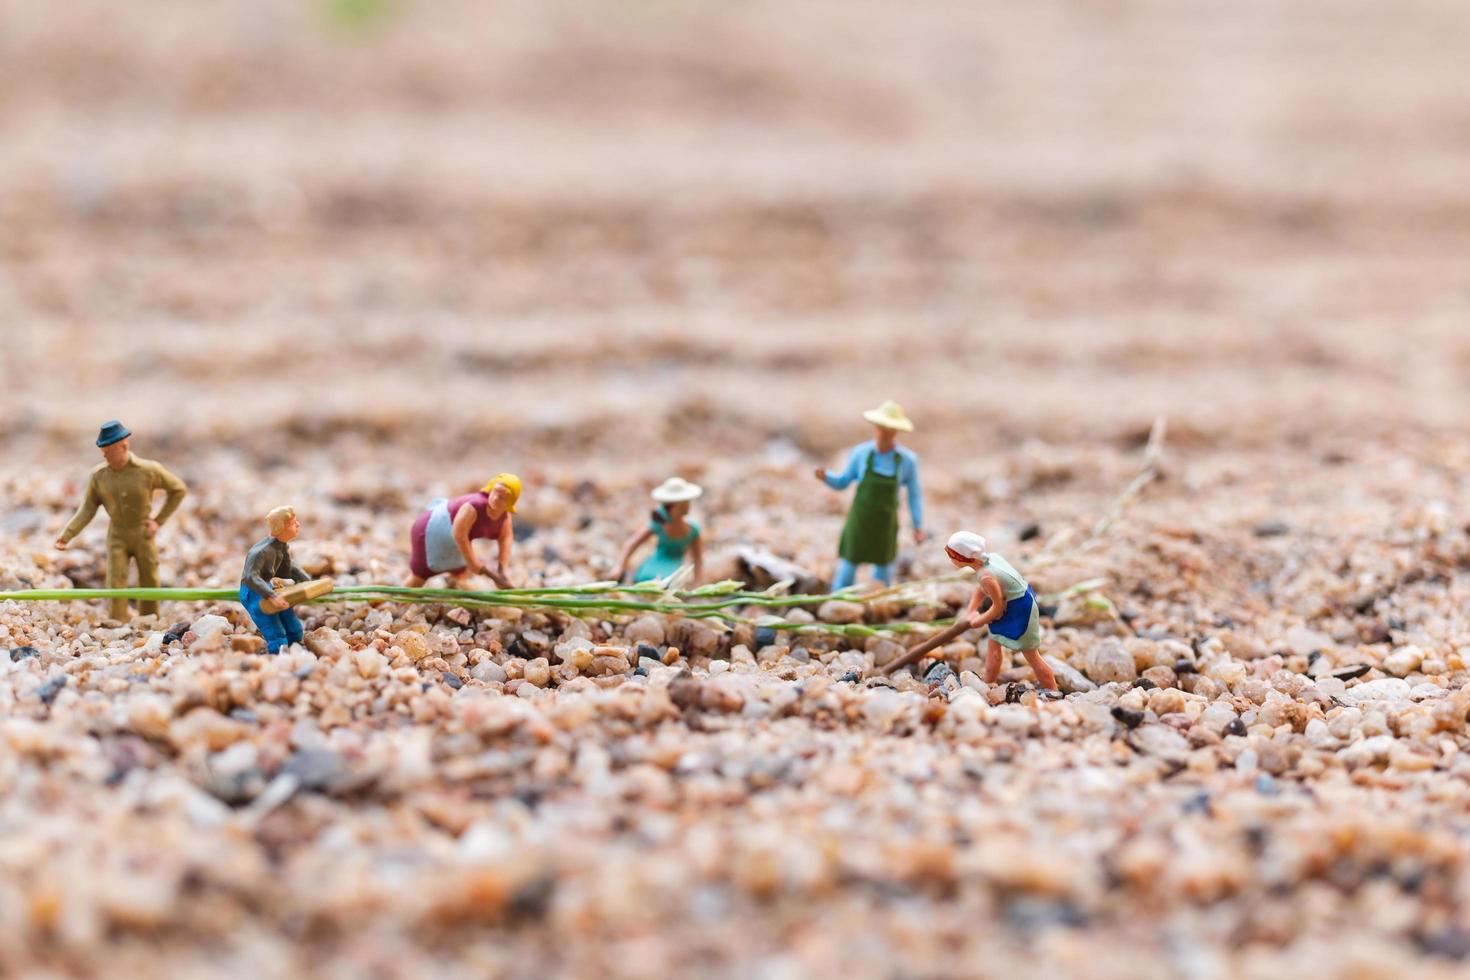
left=879, top=619, right=972, bottom=676
left=273, top=577, right=335, bottom=608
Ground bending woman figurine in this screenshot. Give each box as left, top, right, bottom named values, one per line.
left=945, top=531, right=1057, bottom=691
left=612, top=478, right=704, bottom=585
left=406, top=474, right=522, bottom=589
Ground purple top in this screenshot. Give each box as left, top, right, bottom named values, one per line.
left=449, top=492, right=507, bottom=541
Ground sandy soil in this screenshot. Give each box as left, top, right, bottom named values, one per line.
left=3, top=1, right=1470, bottom=977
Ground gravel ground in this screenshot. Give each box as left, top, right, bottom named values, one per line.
left=4, top=2, right=1470, bottom=977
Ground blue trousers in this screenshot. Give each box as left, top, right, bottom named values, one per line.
left=239, top=585, right=303, bottom=654
left=833, top=558, right=894, bottom=591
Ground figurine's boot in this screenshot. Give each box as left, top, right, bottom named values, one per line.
left=106, top=537, right=134, bottom=621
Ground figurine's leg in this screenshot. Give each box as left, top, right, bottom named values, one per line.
left=106, top=538, right=132, bottom=621
left=872, top=562, right=894, bottom=586
left=983, top=639, right=1005, bottom=683
left=403, top=574, right=427, bottom=587
left=832, top=559, right=858, bottom=591
left=241, top=589, right=289, bottom=653
left=134, top=539, right=160, bottom=617
left=1022, top=649, right=1058, bottom=691
left=279, top=606, right=305, bottom=649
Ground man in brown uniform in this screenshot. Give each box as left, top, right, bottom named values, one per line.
left=55, top=421, right=188, bottom=622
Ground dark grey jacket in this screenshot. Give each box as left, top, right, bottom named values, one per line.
left=241, top=536, right=310, bottom=599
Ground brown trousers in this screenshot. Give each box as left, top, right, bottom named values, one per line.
left=106, top=532, right=159, bottom=621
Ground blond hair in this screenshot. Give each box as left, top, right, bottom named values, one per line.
left=266, top=506, right=297, bottom=536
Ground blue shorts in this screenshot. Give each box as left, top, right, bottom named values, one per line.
left=990, top=587, right=1036, bottom=642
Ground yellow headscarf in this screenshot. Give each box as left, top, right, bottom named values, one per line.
left=483, top=473, right=522, bottom=513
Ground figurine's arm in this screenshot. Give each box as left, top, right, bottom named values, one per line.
left=150, top=463, right=188, bottom=528
left=818, top=446, right=864, bottom=490
left=492, top=516, right=514, bottom=588
left=611, top=528, right=654, bottom=581
left=57, top=474, right=102, bottom=547
left=903, top=452, right=926, bottom=542
left=242, top=547, right=278, bottom=600
left=966, top=573, right=1007, bottom=629
left=284, top=550, right=312, bottom=584
left=451, top=502, right=485, bottom=574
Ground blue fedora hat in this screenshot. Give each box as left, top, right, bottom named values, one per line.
left=95, top=420, right=132, bottom=447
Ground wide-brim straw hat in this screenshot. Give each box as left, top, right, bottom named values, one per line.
left=862, top=400, right=914, bottom=432
left=651, top=477, right=703, bottom=503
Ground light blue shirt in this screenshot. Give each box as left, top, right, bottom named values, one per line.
left=823, top=441, right=924, bottom=531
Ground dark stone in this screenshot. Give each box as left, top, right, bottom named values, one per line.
left=1131, top=678, right=1157, bottom=690
left=508, top=875, right=556, bottom=921
left=281, top=748, right=346, bottom=793
left=1224, top=718, right=1247, bottom=737
left=1415, top=928, right=1470, bottom=961
left=1174, top=659, right=1198, bottom=674
left=512, top=520, right=537, bottom=542
left=789, top=647, right=810, bottom=663
left=1111, top=706, right=1144, bottom=728
left=1037, top=603, right=1058, bottom=620
left=162, top=623, right=190, bottom=645
left=754, top=626, right=778, bottom=649
left=1333, top=664, right=1372, bottom=682
left=442, top=671, right=463, bottom=690
left=9, top=646, right=38, bottom=662
left=840, top=671, right=862, bottom=684
left=636, top=644, right=659, bottom=663
left=1017, top=522, right=1041, bottom=542
left=668, top=673, right=701, bottom=711
left=1253, top=520, right=1290, bottom=538
left=508, top=636, right=532, bottom=660
left=38, top=675, right=67, bottom=704
left=1005, top=682, right=1026, bottom=704
left=540, top=544, right=562, bottom=564
left=924, top=662, right=957, bottom=687
left=1182, top=791, right=1212, bottom=815
left=633, top=666, right=648, bottom=677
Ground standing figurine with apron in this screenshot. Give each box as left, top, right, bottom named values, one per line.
left=815, top=401, right=925, bottom=591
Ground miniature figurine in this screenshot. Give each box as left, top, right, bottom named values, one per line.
left=611, top=477, right=705, bottom=585
left=941, top=531, right=1056, bottom=690
left=54, top=420, right=188, bottom=622
left=405, top=474, right=521, bottom=589
left=815, top=401, right=925, bottom=591
left=239, top=506, right=316, bottom=654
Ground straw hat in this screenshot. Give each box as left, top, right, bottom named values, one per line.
left=862, top=400, right=914, bottom=433
left=651, top=477, right=703, bottom=503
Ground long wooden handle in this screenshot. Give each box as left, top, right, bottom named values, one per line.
left=879, top=619, right=972, bottom=676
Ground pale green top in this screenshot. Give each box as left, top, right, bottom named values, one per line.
left=975, top=553, right=1028, bottom=599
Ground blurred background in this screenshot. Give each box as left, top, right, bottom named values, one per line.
left=2, top=0, right=1470, bottom=569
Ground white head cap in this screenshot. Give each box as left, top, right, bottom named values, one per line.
left=946, top=530, right=987, bottom=561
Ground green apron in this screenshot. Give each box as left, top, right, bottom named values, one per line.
left=838, top=453, right=900, bottom=565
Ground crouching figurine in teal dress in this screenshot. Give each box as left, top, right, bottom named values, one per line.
left=612, top=478, right=705, bottom=586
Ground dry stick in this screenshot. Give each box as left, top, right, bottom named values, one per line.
left=878, top=619, right=972, bottom=676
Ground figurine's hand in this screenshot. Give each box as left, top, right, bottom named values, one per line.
left=490, top=568, right=513, bottom=590
left=262, top=595, right=288, bottom=614
left=966, top=611, right=990, bottom=630
left=914, top=528, right=927, bottom=544
left=814, top=467, right=827, bottom=482
left=146, top=520, right=160, bottom=539
left=54, top=538, right=69, bottom=551
left=610, top=565, right=627, bottom=583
